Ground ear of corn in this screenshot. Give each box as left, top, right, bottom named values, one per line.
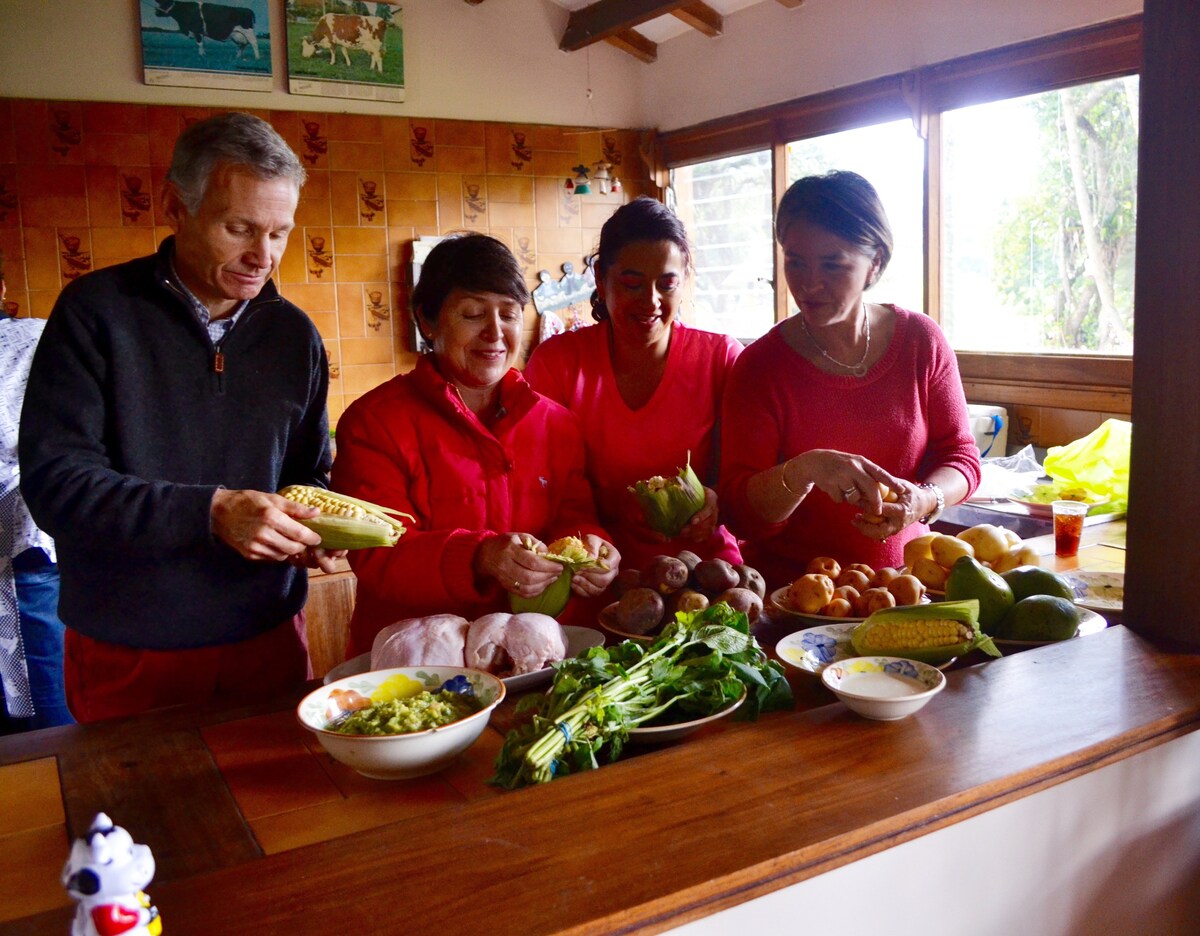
left=628, top=453, right=706, bottom=539
left=278, top=485, right=412, bottom=550
left=509, top=535, right=609, bottom=617
left=851, top=599, right=1000, bottom=665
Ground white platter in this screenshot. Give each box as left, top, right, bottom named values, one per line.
left=322, top=625, right=605, bottom=692
left=628, top=689, right=746, bottom=745
left=993, top=606, right=1107, bottom=648
left=1062, top=571, right=1124, bottom=613
left=1009, top=484, right=1110, bottom=517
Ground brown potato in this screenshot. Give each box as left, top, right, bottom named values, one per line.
left=694, top=558, right=740, bottom=594
left=886, top=573, right=926, bottom=607
left=833, top=585, right=861, bottom=605
left=869, top=566, right=902, bottom=589
left=735, top=564, right=767, bottom=599
left=820, top=597, right=854, bottom=618
left=835, top=569, right=871, bottom=592
left=853, top=586, right=897, bottom=617
left=787, top=573, right=834, bottom=613
left=805, top=556, right=842, bottom=579
left=675, top=550, right=702, bottom=574
left=614, top=587, right=665, bottom=635
left=714, top=587, right=763, bottom=625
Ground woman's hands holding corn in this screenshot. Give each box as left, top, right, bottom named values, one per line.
left=569, top=534, right=621, bottom=597
left=475, top=532, right=563, bottom=596
left=677, top=486, right=720, bottom=544
left=211, top=489, right=330, bottom=563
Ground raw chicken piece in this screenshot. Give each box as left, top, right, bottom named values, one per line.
left=465, top=612, right=567, bottom=677
left=370, top=614, right=470, bottom=669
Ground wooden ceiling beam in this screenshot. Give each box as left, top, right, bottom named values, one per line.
left=605, top=29, right=658, bottom=64
left=560, top=0, right=692, bottom=52
left=672, top=2, right=723, bottom=37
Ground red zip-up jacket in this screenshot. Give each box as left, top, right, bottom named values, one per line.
left=332, top=355, right=609, bottom=654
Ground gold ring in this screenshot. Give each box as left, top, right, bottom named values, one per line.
left=513, top=580, right=521, bottom=589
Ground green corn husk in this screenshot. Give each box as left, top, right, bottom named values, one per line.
left=850, top=599, right=1000, bottom=666
left=628, top=454, right=706, bottom=539
left=278, top=485, right=412, bottom=550
left=510, top=535, right=608, bottom=617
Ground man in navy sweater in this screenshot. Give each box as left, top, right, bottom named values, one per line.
left=19, top=113, right=343, bottom=722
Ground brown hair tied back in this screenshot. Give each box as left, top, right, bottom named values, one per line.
left=589, top=197, right=693, bottom=322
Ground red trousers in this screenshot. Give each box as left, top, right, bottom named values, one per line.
left=64, top=613, right=309, bottom=724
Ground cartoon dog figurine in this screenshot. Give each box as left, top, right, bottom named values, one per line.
left=62, top=813, right=162, bottom=936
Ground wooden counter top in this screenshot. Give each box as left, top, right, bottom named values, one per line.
left=3, top=620, right=1198, bottom=935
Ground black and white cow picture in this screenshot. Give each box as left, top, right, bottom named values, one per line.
left=154, top=0, right=260, bottom=59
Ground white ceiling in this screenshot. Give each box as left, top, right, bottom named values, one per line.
left=549, top=0, right=770, bottom=45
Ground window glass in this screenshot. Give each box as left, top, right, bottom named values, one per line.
left=941, top=77, right=1138, bottom=354
left=785, top=118, right=925, bottom=316
left=671, top=151, right=774, bottom=340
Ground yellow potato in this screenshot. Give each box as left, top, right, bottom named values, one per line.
left=912, top=556, right=949, bottom=590
left=903, top=533, right=938, bottom=571
left=930, top=533, right=974, bottom=568
left=788, top=573, right=835, bottom=614
left=992, top=544, right=1041, bottom=574
left=1000, top=526, right=1022, bottom=548
left=956, top=524, right=1009, bottom=564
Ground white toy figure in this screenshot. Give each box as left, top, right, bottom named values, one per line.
left=62, top=813, right=162, bottom=936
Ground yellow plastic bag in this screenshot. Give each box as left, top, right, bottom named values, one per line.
left=1043, top=418, right=1130, bottom=510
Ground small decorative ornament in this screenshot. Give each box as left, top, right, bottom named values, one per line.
left=63, top=813, right=162, bottom=936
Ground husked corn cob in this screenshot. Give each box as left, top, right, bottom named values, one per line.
left=278, top=485, right=411, bottom=550
left=851, top=599, right=999, bottom=665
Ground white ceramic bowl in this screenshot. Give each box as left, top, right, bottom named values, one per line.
left=821, top=656, right=946, bottom=721
left=297, top=666, right=505, bottom=779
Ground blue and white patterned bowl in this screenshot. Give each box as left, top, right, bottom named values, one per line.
left=775, top=621, right=957, bottom=677
left=297, top=666, right=505, bottom=779
left=821, top=656, right=946, bottom=721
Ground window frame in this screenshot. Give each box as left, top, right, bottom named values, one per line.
left=655, top=15, right=1141, bottom=401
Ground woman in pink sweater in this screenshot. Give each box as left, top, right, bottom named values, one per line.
left=525, top=198, right=743, bottom=573
left=721, top=172, right=980, bottom=589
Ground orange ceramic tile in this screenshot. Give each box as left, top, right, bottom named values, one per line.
left=488, top=202, right=535, bottom=228
left=362, top=282, right=392, bottom=333
left=83, top=133, right=151, bottom=168
left=413, top=225, right=441, bottom=240
left=280, top=281, right=337, bottom=313
left=535, top=224, right=584, bottom=255
left=336, top=283, right=366, bottom=337
left=327, top=113, right=382, bottom=142
left=294, top=195, right=332, bottom=228
left=18, top=164, right=89, bottom=227
left=355, top=175, right=387, bottom=226
left=306, top=310, right=339, bottom=340
left=511, top=230, right=537, bottom=276
left=0, top=227, right=22, bottom=266
left=202, top=713, right=343, bottom=822
left=580, top=199, right=622, bottom=230
left=90, top=226, right=155, bottom=261
left=384, top=171, right=438, bottom=201
left=323, top=339, right=340, bottom=378
left=329, top=171, right=361, bottom=227
left=0, top=824, right=72, bottom=924
left=386, top=201, right=438, bottom=228
left=556, top=189, right=585, bottom=230
left=45, top=102, right=85, bottom=164
left=335, top=254, right=389, bottom=283
left=326, top=394, right=345, bottom=428
left=533, top=176, right=566, bottom=229
left=332, top=225, right=387, bottom=255
left=340, top=362, right=394, bottom=395
left=301, top=227, right=334, bottom=282
left=294, top=116, right=331, bottom=170
left=147, top=107, right=185, bottom=166
left=300, top=168, right=331, bottom=200
left=530, top=124, right=578, bottom=153
left=4, top=289, right=30, bottom=319
left=340, top=335, right=395, bottom=366
left=404, top=122, right=437, bottom=172
left=28, top=290, right=59, bottom=317
left=486, top=124, right=535, bottom=175
left=0, top=168, right=18, bottom=229
left=277, top=239, right=308, bottom=285
left=0, top=757, right=65, bottom=837
left=10, top=101, right=46, bottom=164
left=434, top=145, right=485, bottom=175
left=117, top=169, right=155, bottom=226
left=81, top=102, right=148, bottom=136
left=487, top=175, right=534, bottom=204
left=542, top=150, right=588, bottom=178
left=440, top=176, right=468, bottom=229
left=328, top=140, right=384, bottom=172
left=24, top=226, right=65, bottom=290
left=434, top=119, right=485, bottom=149
left=57, top=229, right=94, bottom=284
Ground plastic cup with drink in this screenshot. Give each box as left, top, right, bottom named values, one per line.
left=1052, top=500, right=1089, bottom=558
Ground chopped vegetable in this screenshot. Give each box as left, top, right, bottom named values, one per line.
left=490, top=602, right=793, bottom=789
left=628, top=454, right=707, bottom=539
left=329, top=689, right=481, bottom=735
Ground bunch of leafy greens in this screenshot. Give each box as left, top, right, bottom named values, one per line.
left=490, top=602, right=793, bottom=790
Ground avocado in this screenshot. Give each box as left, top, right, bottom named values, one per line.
left=993, top=595, right=1081, bottom=642
left=945, top=555, right=1015, bottom=633
left=1000, top=565, right=1076, bottom=603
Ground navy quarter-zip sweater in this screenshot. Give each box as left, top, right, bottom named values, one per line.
left=18, top=239, right=332, bottom=650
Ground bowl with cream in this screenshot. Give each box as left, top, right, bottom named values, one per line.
left=821, top=656, right=946, bottom=721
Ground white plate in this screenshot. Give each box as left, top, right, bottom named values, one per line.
left=322, top=625, right=605, bottom=691
left=1009, top=484, right=1110, bottom=517
left=993, top=606, right=1107, bottom=648
left=628, top=690, right=746, bottom=745
left=775, top=621, right=957, bottom=677
left=1062, top=571, right=1124, bottom=613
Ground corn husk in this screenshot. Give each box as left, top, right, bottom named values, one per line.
left=850, top=599, right=1000, bottom=666
left=278, top=485, right=412, bottom=550
left=628, top=454, right=706, bottom=539
left=510, top=536, right=608, bottom=617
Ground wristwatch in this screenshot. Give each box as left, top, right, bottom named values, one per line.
left=917, top=482, right=944, bottom=525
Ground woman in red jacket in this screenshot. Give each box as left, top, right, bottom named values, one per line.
left=332, top=234, right=620, bottom=654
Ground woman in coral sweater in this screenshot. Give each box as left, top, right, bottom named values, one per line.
left=524, top=198, right=743, bottom=573
left=332, top=234, right=619, bottom=654
left=720, top=172, right=980, bottom=589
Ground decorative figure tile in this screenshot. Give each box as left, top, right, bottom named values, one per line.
left=558, top=183, right=580, bottom=226
left=463, top=182, right=486, bottom=223
left=301, top=120, right=328, bottom=167
left=515, top=235, right=535, bottom=276
left=510, top=131, right=532, bottom=171
left=326, top=348, right=340, bottom=380
left=307, top=235, right=333, bottom=278
left=49, top=107, right=81, bottom=158
left=59, top=233, right=92, bottom=281
left=602, top=134, right=623, bottom=167
left=3, top=299, right=20, bottom=318
left=410, top=125, right=433, bottom=166
left=120, top=173, right=152, bottom=224
left=365, top=288, right=389, bottom=331
left=0, top=175, right=17, bottom=223
left=359, top=179, right=384, bottom=222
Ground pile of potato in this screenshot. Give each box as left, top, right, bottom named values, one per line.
left=609, top=552, right=767, bottom=635
left=905, top=523, right=1039, bottom=591
left=786, top=557, right=927, bottom=618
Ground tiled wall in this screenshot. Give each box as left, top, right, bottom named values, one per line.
left=0, top=99, right=652, bottom=425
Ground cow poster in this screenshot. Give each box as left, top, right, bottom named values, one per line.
left=286, top=1, right=405, bottom=102
left=139, top=0, right=272, bottom=91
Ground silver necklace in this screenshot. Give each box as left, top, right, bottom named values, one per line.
left=799, top=300, right=871, bottom=377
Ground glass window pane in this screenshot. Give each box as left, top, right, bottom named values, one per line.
left=671, top=151, right=775, bottom=340
left=785, top=118, right=925, bottom=316
left=941, top=77, right=1138, bottom=354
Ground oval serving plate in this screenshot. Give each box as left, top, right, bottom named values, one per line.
left=1009, top=484, right=1109, bottom=517
left=628, top=689, right=747, bottom=745
left=323, top=625, right=605, bottom=691
left=1061, top=571, right=1124, bottom=613
left=993, top=606, right=1107, bottom=649
left=775, top=621, right=957, bottom=677
left=768, top=586, right=929, bottom=624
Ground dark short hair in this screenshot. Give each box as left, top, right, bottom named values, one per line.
left=776, top=170, right=893, bottom=279
left=167, top=112, right=306, bottom=213
left=590, top=197, right=693, bottom=321
left=411, top=233, right=530, bottom=326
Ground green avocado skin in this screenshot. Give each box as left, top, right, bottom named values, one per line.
left=1000, top=566, right=1076, bottom=602
left=994, top=595, right=1081, bottom=641
left=945, top=556, right=1015, bottom=631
